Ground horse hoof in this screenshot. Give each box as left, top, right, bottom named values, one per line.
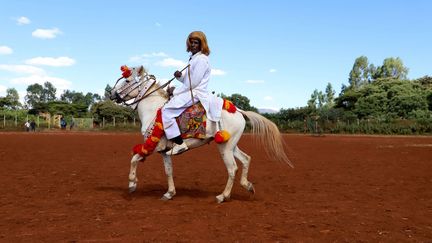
left=129, top=186, right=136, bottom=193
left=216, top=195, right=225, bottom=203
left=161, top=192, right=175, bottom=201
left=248, top=183, right=255, bottom=194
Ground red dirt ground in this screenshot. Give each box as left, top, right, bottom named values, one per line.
left=0, top=132, right=431, bottom=242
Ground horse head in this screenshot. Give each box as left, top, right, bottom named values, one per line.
left=110, top=65, right=156, bottom=105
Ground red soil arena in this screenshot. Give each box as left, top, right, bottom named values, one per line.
left=0, top=132, right=431, bottom=241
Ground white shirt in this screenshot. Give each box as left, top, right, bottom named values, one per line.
left=170, top=52, right=223, bottom=121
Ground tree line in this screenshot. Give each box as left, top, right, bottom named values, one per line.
left=1, top=56, right=431, bottom=134
left=264, top=56, right=432, bottom=134
left=0, top=83, right=136, bottom=125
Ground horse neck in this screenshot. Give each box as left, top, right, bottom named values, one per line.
left=136, top=83, right=168, bottom=133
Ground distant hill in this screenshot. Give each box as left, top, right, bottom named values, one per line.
left=258, top=108, right=278, bottom=114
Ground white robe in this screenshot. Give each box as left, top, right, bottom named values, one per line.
left=162, top=52, right=223, bottom=139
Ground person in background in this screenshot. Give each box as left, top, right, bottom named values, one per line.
left=24, top=120, right=30, bottom=132
left=70, top=118, right=75, bottom=130
left=30, top=120, right=36, bottom=132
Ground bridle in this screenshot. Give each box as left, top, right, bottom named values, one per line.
left=111, top=65, right=190, bottom=109
left=111, top=69, right=157, bottom=109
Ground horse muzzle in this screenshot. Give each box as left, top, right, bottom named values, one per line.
left=110, top=91, right=123, bottom=104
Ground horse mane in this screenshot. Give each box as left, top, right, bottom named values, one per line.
left=153, top=81, right=169, bottom=100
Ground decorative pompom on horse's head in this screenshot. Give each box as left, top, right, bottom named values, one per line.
left=121, top=65, right=132, bottom=78
left=214, top=130, right=231, bottom=144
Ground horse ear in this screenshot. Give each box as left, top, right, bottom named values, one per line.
left=138, top=65, right=144, bottom=76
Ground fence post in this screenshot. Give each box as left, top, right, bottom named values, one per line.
left=133, top=116, right=136, bottom=126
left=91, top=117, right=94, bottom=128
left=15, top=112, right=17, bottom=127
left=113, top=117, right=116, bottom=127
left=124, top=117, right=126, bottom=126
left=37, top=116, right=40, bottom=127
left=3, top=114, right=5, bottom=128
left=103, top=117, right=105, bottom=128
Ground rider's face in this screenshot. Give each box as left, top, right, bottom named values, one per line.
left=190, top=38, right=201, bottom=55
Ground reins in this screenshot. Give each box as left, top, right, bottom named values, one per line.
left=112, top=64, right=190, bottom=109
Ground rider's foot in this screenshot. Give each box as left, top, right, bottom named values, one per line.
left=167, top=142, right=188, bottom=155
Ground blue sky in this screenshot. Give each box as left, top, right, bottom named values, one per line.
left=1, top=0, right=431, bottom=110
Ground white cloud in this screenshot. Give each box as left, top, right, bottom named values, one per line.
left=245, top=79, right=265, bottom=84
left=0, top=46, right=13, bottom=55
left=211, top=69, right=226, bottom=76
left=0, top=64, right=46, bottom=75
left=269, top=69, right=277, bottom=73
left=129, top=52, right=168, bottom=63
left=128, top=56, right=148, bottom=64
left=32, top=28, right=62, bottom=39
left=264, top=96, right=273, bottom=101
left=156, top=58, right=187, bottom=68
left=145, top=52, right=167, bottom=57
left=18, top=90, right=26, bottom=104
left=155, top=22, right=161, bottom=27
left=25, top=56, right=76, bottom=67
left=17, top=16, right=31, bottom=25
left=11, top=75, right=72, bottom=90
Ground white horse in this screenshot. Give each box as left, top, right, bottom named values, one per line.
left=110, top=66, right=293, bottom=203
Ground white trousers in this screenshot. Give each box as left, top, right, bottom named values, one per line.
left=161, top=99, right=194, bottom=139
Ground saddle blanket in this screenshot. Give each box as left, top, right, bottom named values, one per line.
left=176, top=102, right=207, bottom=139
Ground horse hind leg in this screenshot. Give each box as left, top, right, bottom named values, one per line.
left=129, top=154, right=143, bottom=193
left=160, top=153, right=176, bottom=201
left=234, top=146, right=255, bottom=194
left=216, top=143, right=238, bottom=203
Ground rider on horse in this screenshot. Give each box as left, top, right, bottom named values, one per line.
left=162, top=31, right=223, bottom=155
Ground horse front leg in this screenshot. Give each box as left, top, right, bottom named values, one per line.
left=128, top=154, right=142, bottom=193
left=161, top=153, right=176, bottom=201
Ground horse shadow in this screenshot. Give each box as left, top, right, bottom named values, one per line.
left=95, top=184, right=256, bottom=202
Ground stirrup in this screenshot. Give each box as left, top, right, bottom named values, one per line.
left=167, top=142, right=188, bottom=155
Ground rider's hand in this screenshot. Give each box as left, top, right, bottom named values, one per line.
left=167, top=86, right=175, bottom=96
left=174, top=71, right=182, bottom=78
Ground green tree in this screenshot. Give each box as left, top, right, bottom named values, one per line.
left=0, top=88, right=21, bottom=109
left=307, top=89, right=319, bottom=111
left=104, top=84, right=112, bottom=100
left=349, top=56, right=371, bottom=88
left=317, top=91, right=325, bottom=109
left=91, top=100, right=136, bottom=122
left=61, top=90, right=101, bottom=108
left=25, top=83, right=44, bottom=108
left=42, top=81, right=57, bottom=102
left=374, top=57, right=408, bottom=80
left=335, top=86, right=361, bottom=111
left=324, top=83, right=335, bottom=107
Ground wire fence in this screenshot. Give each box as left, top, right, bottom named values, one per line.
left=0, top=111, right=141, bottom=131
left=1, top=110, right=431, bottom=135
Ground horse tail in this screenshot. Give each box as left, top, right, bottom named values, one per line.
left=238, top=109, right=294, bottom=168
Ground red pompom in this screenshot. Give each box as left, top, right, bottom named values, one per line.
left=214, top=130, right=231, bottom=144
left=223, top=99, right=237, bottom=113
left=122, top=70, right=132, bottom=78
